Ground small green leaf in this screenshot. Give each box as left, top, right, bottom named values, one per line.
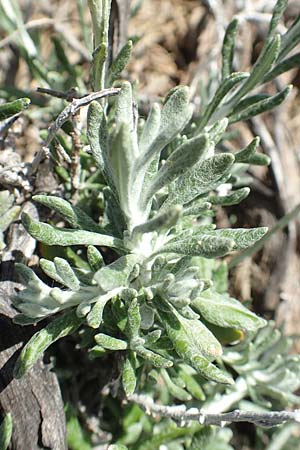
left=198, top=72, right=249, bottom=129
left=165, top=153, right=235, bottom=206
left=228, top=85, right=291, bottom=123
left=177, top=366, right=206, bottom=400
left=127, top=298, right=141, bottom=342
left=193, top=290, right=267, bottom=331
left=139, top=103, right=161, bottom=154
left=210, top=187, right=250, bottom=206
left=107, top=40, right=133, bottom=85
left=132, top=206, right=182, bottom=236
left=267, top=0, right=288, bottom=38
left=135, top=346, right=173, bottom=368
left=161, top=368, right=192, bottom=401
left=94, top=333, right=128, bottom=350
left=0, top=205, right=20, bottom=232
left=264, top=53, right=300, bottom=82
left=278, top=15, right=300, bottom=61
left=14, top=310, right=83, bottom=378
left=87, top=101, right=107, bottom=172
left=144, top=133, right=210, bottom=202
left=138, top=86, right=193, bottom=168
left=234, top=137, right=260, bottom=163
left=122, top=352, right=137, bottom=396
left=94, top=255, right=140, bottom=291
left=0, top=98, right=30, bottom=120
left=206, top=227, right=268, bottom=250
left=160, top=234, right=234, bottom=258
left=87, top=245, right=104, bottom=271
left=0, top=413, right=13, bottom=450
left=33, top=195, right=102, bottom=233
left=22, top=213, right=124, bottom=249
left=231, top=34, right=281, bottom=103
left=192, top=355, right=234, bottom=384
left=54, top=257, right=80, bottom=291
left=222, top=18, right=239, bottom=79
left=40, top=258, right=65, bottom=285
left=86, top=297, right=111, bottom=328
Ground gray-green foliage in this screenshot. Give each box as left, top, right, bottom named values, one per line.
left=11, top=1, right=300, bottom=447
left=0, top=191, right=21, bottom=252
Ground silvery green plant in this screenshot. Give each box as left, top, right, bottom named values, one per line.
left=12, top=0, right=300, bottom=431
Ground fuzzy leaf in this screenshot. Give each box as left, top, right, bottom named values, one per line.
left=93, top=254, right=140, bottom=291
left=139, top=103, right=161, bottom=154
left=135, top=346, right=173, bottom=368
left=206, top=227, right=268, bottom=250
left=122, top=353, right=137, bottom=396
left=267, top=0, right=288, bottom=38
left=161, top=368, right=192, bottom=401
left=160, top=234, right=234, bottom=258
left=87, top=101, right=106, bottom=172
left=86, top=297, right=110, bottom=328
left=193, top=290, right=267, bottom=331
left=0, top=205, right=20, bottom=232
left=14, top=310, right=83, bottom=378
left=33, top=195, right=102, bottom=233
left=232, top=34, right=281, bottom=102
left=132, top=206, right=182, bottom=236
left=87, top=245, right=104, bottom=271
left=165, top=153, right=235, bottom=206
left=264, top=53, right=300, bottom=82
left=53, top=257, right=80, bottom=291
left=40, top=258, right=65, bottom=285
left=222, top=18, right=239, bottom=80
left=127, top=298, right=141, bottom=342
left=107, top=40, right=133, bottom=85
left=198, top=72, right=249, bottom=129
left=210, top=187, right=250, bottom=206
left=208, top=118, right=229, bottom=145
left=278, top=16, right=300, bottom=61
left=94, top=333, right=128, bottom=350
left=143, top=134, right=210, bottom=202
left=22, top=213, right=124, bottom=249
left=177, top=366, right=206, bottom=400
left=228, top=85, right=291, bottom=123
left=137, top=86, right=193, bottom=168
left=234, top=137, right=260, bottom=163
left=192, top=355, right=234, bottom=384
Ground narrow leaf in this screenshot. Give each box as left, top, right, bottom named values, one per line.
left=87, top=101, right=106, bottom=172
left=86, top=297, right=110, bottom=328
left=127, top=298, right=141, bottom=341
left=209, top=187, right=250, bottom=206
left=222, top=18, right=239, bottom=79
left=192, top=290, right=267, bottom=331
left=160, top=234, right=234, bottom=258
left=234, top=137, right=259, bottom=163
left=107, top=40, right=133, bottom=85
left=14, top=310, right=83, bottom=378
left=206, top=227, right=268, bottom=250
left=144, top=134, right=210, bottom=202
left=54, top=257, right=80, bottom=291
left=40, top=258, right=66, bottom=286
left=135, top=346, right=173, bottom=368
left=165, top=153, right=235, bottom=206
left=228, top=85, right=291, bottom=124
left=198, top=72, right=249, bottom=129
left=264, top=53, right=300, bottom=83
left=139, top=103, right=161, bottom=154
left=278, top=16, right=300, bottom=61
left=192, top=355, right=233, bottom=384
left=122, top=352, right=137, bottom=396
left=94, top=333, right=128, bottom=350
left=22, top=213, right=124, bottom=249
left=87, top=245, right=104, bottom=271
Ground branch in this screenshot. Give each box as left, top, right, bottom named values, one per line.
left=128, top=393, right=300, bottom=428
left=29, top=87, right=120, bottom=174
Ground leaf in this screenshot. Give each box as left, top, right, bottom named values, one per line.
left=165, top=153, right=235, bottom=206
left=192, top=290, right=267, bottom=331
left=0, top=205, right=20, bottom=232
left=278, top=15, right=300, bottom=61
left=267, top=0, right=288, bottom=38
left=206, top=227, right=268, bottom=250
left=14, top=310, right=83, bottom=378
left=0, top=97, right=30, bottom=120
left=192, top=355, right=234, bottom=384
left=87, top=101, right=106, bottom=173
left=137, top=86, right=193, bottom=168
left=198, top=72, right=249, bottom=129
left=126, top=298, right=141, bottom=342
left=160, top=234, right=234, bottom=258
left=94, top=333, right=128, bottom=350
left=22, top=212, right=124, bottom=249
left=143, top=134, right=210, bottom=203
left=40, top=258, right=65, bottom=285
left=161, top=368, right=192, bottom=401
left=33, top=195, right=102, bottom=233
left=135, top=346, right=173, bottom=368
left=132, top=206, right=182, bottom=236
left=87, top=245, right=104, bottom=271
left=234, top=137, right=260, bottom=163
left=139, top=103, right=161, bottom=154
left=228, top=85, right=291, bottom=123
left=0, top=413, right=13, bottom=450
left=231, top=34, right=281, bottom=103
left=114, top=81, right=135, bottom=129
left=86, top=296, right=112, bottom=328
left=210, top=187, right=250, bottom=206
left=107, top=40, right=133, bottom=85
left=264, top=53, right=300, bottom=83
left=177, top=366, right=206, bottom=400
left=93, top=254, right=140, bottom=291
left=122, top=352, right=137, bottom=396
left=222, top=18, right=239, bottom=79
left=208, top=118, right=228, bottom=145
left=53, top=257, right=80, bottom=291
